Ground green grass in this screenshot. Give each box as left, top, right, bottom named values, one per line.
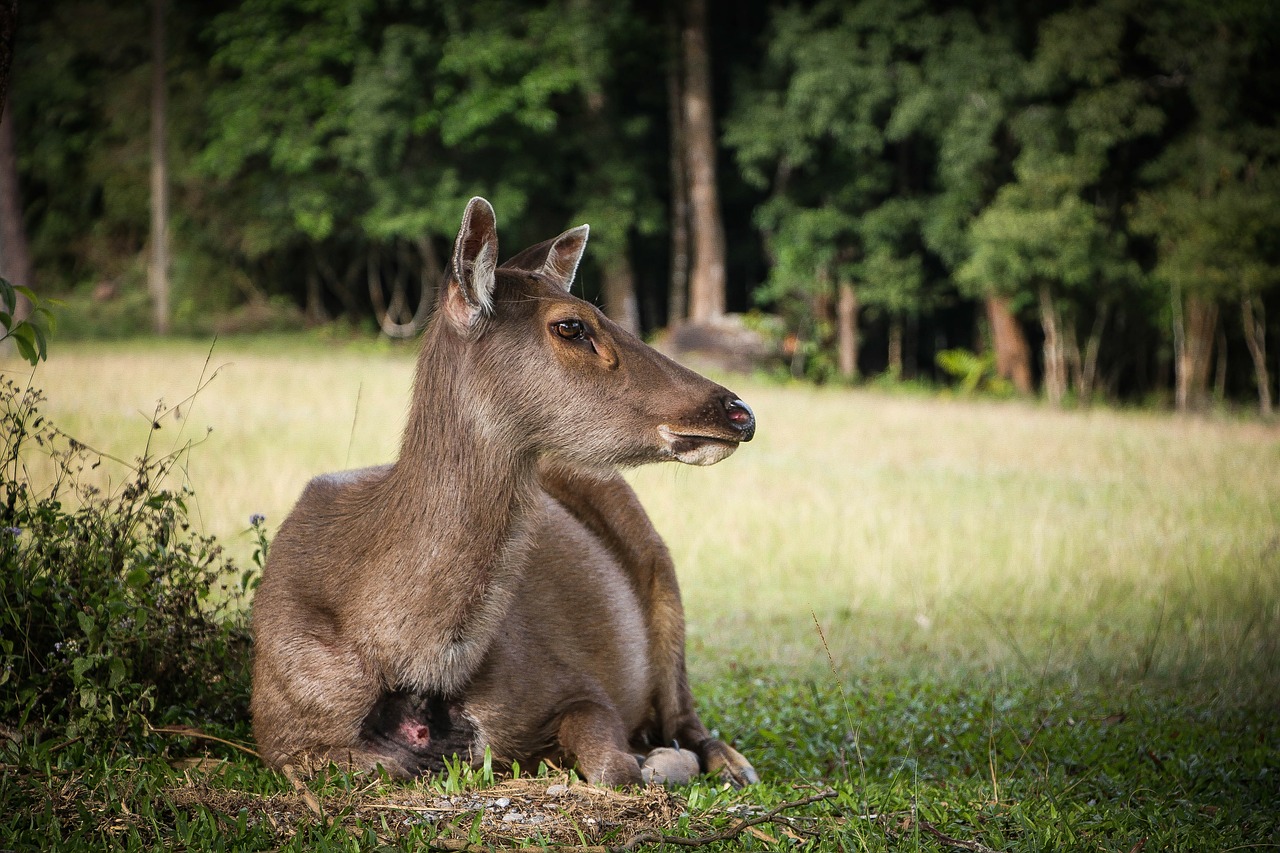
left=3, top=336, right=1278, bottom=851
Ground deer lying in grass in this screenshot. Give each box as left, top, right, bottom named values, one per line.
left=251, top=198, right=758, bottom=787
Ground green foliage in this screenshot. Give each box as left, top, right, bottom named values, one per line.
left=935, top=347, right=1012, bottom=396
left=955, top=1, right=1154, bottom=312
left=698, top=672, right=1279, bottom=850
left=0, top=279, right=57, bottom=365
left=9, top=0, right=1280, bottom=404
left=1131, top=85, right=1280, bottom=310
left=726, top=0, right=1030, bottom=375
left=0, top=378, right=256, bottom=750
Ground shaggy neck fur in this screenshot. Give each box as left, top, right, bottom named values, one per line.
left=367, top=316, right=542, bottom=694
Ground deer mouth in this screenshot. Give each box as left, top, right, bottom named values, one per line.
left=657, top=425, right=741, bottom=466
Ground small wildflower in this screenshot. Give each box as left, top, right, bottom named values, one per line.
left=249, top=513, right=266, bottom=526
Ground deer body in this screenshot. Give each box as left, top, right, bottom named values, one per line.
left=251, top=199, right=758, bottom=785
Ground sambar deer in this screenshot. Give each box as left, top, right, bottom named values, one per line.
left=251, top=198, right=758, bottom=786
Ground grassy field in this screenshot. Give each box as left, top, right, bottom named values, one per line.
left=4, top=336, right=1279, bottom=850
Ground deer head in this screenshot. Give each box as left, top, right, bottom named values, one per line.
left=426, top=197, right=755, bottom=470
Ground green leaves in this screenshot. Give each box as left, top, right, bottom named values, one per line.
left=0, top=375, right=257, bottom=748
left=0, top=278, right=56, bottom=365
left=203, top=0, right=614, bottom=255
left=727, top=0, right=1024, bottom=369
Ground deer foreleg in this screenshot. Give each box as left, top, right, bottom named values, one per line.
left=556, top=700, right=644, bottom=786
left=538, top=464, right=758, bottom=787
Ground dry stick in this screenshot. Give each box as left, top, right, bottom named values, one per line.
left=281, top=763, right=325, bottom=824
left=914, top=815, right=1001, bottom=853
left=146, top=722, right=262, bottom=760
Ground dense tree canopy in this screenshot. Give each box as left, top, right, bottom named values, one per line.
left=4, top=0, right=1278, bottom=410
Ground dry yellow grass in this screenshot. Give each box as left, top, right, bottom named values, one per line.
left=8, top=337, right=1279, bottom=700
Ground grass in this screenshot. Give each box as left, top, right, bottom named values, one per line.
left=4, top=335, right=1278, bottom=851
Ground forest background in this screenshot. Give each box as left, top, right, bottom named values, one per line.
left=2, top=0, right=1279, bottom=411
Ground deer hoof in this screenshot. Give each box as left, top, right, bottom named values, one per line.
left=640, top=746, right=700, bottom=786
left=702, top=739, right=760, bottom=787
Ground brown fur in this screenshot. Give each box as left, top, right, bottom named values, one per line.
left=250, top=198, right=758, bottom=786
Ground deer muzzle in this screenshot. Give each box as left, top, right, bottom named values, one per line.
left=658, top=396, right=756, bottom=466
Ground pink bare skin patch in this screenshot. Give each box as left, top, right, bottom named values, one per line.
left=399, top=720, right=431, bottom=747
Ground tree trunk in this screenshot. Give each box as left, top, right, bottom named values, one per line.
left=681, top=0, right=726, bottom=323
left=1038, top=283, right=1067, bottom=406
left=0, top=0, right=15, bottom=115
left=665, top=8, right=688, bottom=328
left=305, top=265, right=328, bottom=325
left=148, top=0, right=171, bottom=334
left=836, top=277, right=859, bottom=381
left=1063, top=318, right=1081, bottom=399
left=1214, top=322, right=1228, bottom=402
left=415, top=234, right=441, bottom=318
left=601, top=252, right=641, bottom=335
left=1241, top=296, right=1272, bottom=416
left=887, top=315, right=904, bottom=379
left=1078, top=303, right=1108, bottom=403
left=367, top=239, right=434, bottom=338
left=0, top=99, right=32, bottom=322
left=904, top=313, right=918, bottom=379
left=0, top=0, right=15, bottom=354
left=1173, top=291, right=1217, bottom=412
left=985, top=294, right=1032, bottom=394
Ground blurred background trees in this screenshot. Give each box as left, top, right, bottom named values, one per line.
left=2, top=0, right=1277, bottom=411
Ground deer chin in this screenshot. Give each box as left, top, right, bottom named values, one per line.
left=657, top=425, right=740, bottom=466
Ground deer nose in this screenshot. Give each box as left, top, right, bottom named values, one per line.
left=724, top=398, right=755, bottom=442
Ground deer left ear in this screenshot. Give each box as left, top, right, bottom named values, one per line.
left=502, top=225, right=589, bottom=292
left=539, top=225, right=589, bottom=292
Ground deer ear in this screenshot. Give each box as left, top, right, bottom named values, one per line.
left=502, top=224, right=590, bottom=292
left=444, top=197, right=499, bottom=330
left=539, top=224, right=589, bottom=292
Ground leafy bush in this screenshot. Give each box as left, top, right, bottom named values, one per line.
left=0, top=376, right=259, bottom=750
left=935, top=348, right=1013, bottom=396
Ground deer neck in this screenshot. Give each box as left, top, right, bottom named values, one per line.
left=375, top=331, right=542, bottom=692
left=395, top=332, right=542, bottom=558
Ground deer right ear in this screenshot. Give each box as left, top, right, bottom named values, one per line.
left=538, top=224, right=589, bottom=292
left=444, top=197, right=499, bottom=332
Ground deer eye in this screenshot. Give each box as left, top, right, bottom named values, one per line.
left=552, top=319, right=586, bottom=340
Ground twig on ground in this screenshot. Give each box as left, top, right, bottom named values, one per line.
left=280, top=763, right=325, bottom=823
left=146, top=721, right=262, bottom=760
left=47, top=735, right=83, bottom=755
left=914, top=815, right=1000, bottom=853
